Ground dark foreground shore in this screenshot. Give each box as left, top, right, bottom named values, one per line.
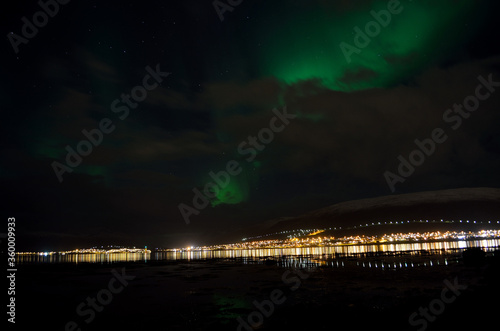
left=9, top=252, right=500, bottom=331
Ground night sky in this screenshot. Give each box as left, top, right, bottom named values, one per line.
left=2, top=0, right=500, bottom=251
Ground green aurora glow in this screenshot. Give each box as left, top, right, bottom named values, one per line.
left=203, top=163, right=256, bottom=207
left=210, top=177, right=249, bottom=207
left=28, top=0, right=489, bottom=207
left=253, top=0, right=482, bottom=91
left=205, top=0, right=486, bottom=207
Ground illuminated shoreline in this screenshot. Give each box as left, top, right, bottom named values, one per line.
left=16, top=230, right=500, bottom=256
left=17, top=247, right=151, bottom=256
left=162, top=229, right=500, bottom=252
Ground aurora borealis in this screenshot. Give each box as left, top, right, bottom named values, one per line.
left=251, top=0, right=485, bottom=91
left=2, top=0, right=500, bottom=250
